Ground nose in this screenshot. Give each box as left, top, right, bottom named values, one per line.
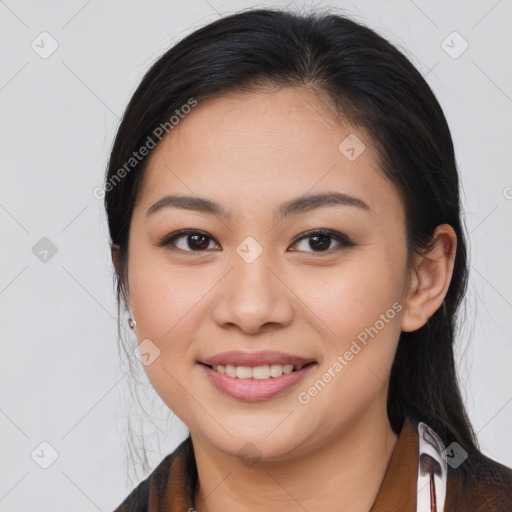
left=211, top=247, right=295, bottom=335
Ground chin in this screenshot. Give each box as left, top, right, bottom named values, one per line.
left=195, top=422, right=311, bottom=463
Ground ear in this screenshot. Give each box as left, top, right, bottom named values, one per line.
left=111, top=243, right=120, bottom=274
left=111, top=243, right=131, bottom=308
left=401, top=224, right=457, bottom=333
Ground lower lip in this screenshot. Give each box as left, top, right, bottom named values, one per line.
left=201, top=363, right=316, bottom=401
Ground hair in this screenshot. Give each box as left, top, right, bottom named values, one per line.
left=104, top=6, right=478, bottom=482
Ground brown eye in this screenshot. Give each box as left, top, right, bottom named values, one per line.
left=157, top=230, right=220, bottom=252
left=289, top=229, right=355, bottom=253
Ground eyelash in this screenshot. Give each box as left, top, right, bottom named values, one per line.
left=157, top=229, right=355, bottom=255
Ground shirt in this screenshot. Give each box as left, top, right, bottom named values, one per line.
left=112, top=415, right=512, bottom=511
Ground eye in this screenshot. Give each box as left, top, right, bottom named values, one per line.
left=157, top=228, right=354, bottom=254
left=157, top=230, right=220, bottom=252
left=289, top=229, right=355, bottom=253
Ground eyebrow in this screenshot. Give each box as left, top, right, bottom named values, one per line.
left=146, top=191, right=373, bottom=221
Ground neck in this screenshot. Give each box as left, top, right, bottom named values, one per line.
left=191, top=401, right=399, bottom=512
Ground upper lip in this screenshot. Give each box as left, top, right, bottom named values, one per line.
left=200, top=351, right=316, bottom=367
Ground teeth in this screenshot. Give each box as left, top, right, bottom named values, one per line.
left=225, top=364, right=236, bottom=378
left=253, top=365, right=271, bottom=379
left=211, top=363, right=306, bottom=379
left=236, top=366, right=253, bottom=379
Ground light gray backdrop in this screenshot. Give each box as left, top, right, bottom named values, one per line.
left=1, top=0, right=511, bottom=510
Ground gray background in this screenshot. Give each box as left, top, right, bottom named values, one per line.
left=1, top=0, right=511, bottom=510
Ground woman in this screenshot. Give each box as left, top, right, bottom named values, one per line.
left=105, top=7, right=512, bottom=511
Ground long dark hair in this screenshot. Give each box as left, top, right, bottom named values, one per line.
left=104, top=6, right=478, bottom=479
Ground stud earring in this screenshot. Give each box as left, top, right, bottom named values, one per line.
left=128, top=317, right=136, bottom=329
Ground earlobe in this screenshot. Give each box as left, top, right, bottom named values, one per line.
left=401, top=224, right=457, bottom=333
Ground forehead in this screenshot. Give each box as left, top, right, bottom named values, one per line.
left=135, top=87, right=404, bottom=224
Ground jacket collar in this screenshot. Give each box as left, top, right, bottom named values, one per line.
left=370, top=415, right=421, bottom=511
left=149, top=415, right=446, bottom=512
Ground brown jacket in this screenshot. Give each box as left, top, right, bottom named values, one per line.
left=113, top=416, right=512, bottom=511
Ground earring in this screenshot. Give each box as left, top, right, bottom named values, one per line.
left=128, top=317, right=136, bottom=329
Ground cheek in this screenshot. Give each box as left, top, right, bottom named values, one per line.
left=127, top=246, right=208, bottom=356
left=293, top=258, right=403, bottom=433
left=127, top=251, right=209, bottom=419
left=298, top=254, right=404, bottom=351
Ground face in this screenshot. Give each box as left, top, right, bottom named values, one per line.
left=125, top=86, right=411, bottom=460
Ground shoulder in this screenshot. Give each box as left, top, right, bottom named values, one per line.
left=111, top=450, right=179, bottom=512
left=446, top=447, right=512, bottom=511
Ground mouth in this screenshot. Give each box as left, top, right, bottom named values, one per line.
left=198, top=351, right=317, bottom=401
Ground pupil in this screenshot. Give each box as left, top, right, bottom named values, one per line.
left=310, top=235, right=330, bottom=251
left=189, top=234, right=209, bottom=250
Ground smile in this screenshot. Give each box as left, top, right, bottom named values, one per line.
left=199, top=354, right=317, bottom=401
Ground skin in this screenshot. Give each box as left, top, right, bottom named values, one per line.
left=112, top=86, right=457, bottom=512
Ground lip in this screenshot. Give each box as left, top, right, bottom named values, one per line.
left=200, top=350, right=315, bottom=367
left=200, top=355, right=317, bottom=402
